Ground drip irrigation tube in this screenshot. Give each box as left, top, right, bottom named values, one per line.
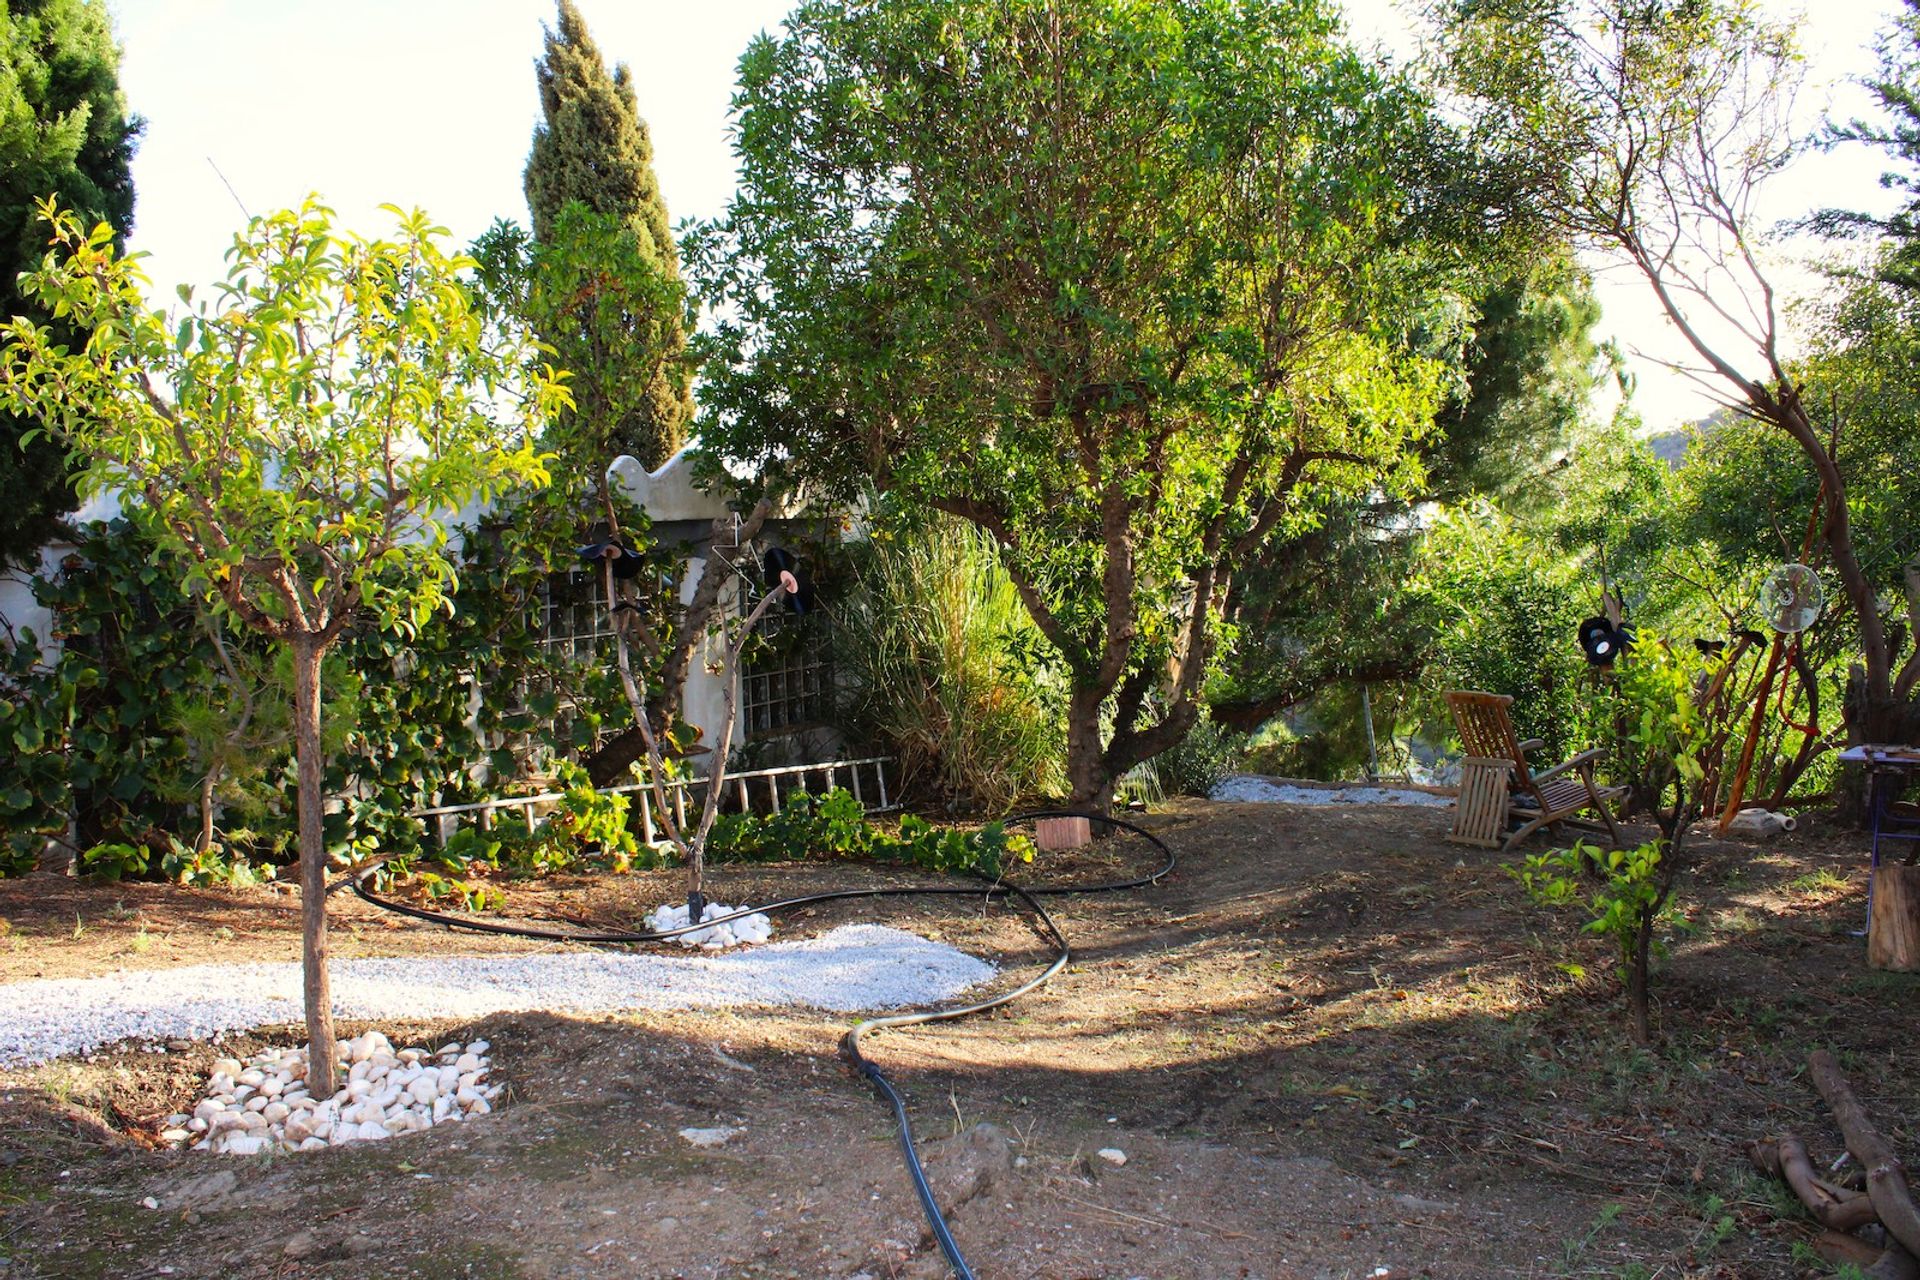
left=331, top=809, right=1172, bottom=1279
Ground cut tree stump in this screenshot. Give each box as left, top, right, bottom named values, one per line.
left=1870, top=863, right=1920, bottom=972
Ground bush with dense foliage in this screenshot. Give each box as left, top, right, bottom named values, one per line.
left=0, top=510, right=650, bottom=881
left=705, top=787, right=1033, bottom=879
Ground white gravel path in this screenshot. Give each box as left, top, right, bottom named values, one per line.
left=0, top=924, right=994, bottom=1069
left=1211, top=774, right=1453, bottom=808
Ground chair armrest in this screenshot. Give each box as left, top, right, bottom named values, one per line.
left=1531, top=748, right=1607, bottom=785
left=1517, top=738, right=1546, bottom=755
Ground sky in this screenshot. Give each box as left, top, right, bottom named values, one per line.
left=103, top=0, right=1906, bottom=434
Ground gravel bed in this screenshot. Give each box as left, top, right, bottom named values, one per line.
left=0, top=924, right=995, bottom=1068
left=1211, top=774, right=1453, bottom=808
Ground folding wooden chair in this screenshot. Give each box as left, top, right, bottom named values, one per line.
left=1445, top=691, right=1625, bottom=854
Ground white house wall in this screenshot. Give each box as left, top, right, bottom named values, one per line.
left=608, top=448, right=743, bottom=771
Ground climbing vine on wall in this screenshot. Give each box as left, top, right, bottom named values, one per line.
left=0, top=500, right=673, bottom=880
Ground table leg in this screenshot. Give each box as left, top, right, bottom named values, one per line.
left=1865, top=767, right=1891, bottom=935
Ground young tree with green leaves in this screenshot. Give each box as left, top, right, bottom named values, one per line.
left=0, top=0, right=142, bottom=567
left=1515, top=635, right=1713, bottom=1044
left=0, top=200, right=566, bottom=1096
left=694, top=0, right=1484, bottom=812
left=522, top=0, right=693, bottom=467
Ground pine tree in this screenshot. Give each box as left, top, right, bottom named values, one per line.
left=523, top=0, right=693, bottom=467
left=0, top=0, right=142, bottom=568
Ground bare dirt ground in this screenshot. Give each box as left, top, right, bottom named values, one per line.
left=0, top=800, right=1915, bottom=1279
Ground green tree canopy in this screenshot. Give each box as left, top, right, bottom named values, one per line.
left=1436, top=0, right=1920, bottom=754
left=522, top=0, right=692, bottom=466
left=693, top=0, right=1492, bottom=809
left=1814, top=0, right=1920, bottom=288
left=0, top=0, right=140, bottom=567
left=1211, top=252, right=1612, bottom=734
left=472, top=206, right=689, bottom=488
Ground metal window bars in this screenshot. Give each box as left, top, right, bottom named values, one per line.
left=538, top=569, right=619, bottom=667
left=738, top=593, right=833, bottom=737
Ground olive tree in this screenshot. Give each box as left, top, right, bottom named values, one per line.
left=693, top=0, right=1476, bottom=811
left=0, top=200, right=565, bottom=1095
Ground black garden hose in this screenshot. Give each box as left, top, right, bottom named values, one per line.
left=330, top=809, right=1174, bottom=1279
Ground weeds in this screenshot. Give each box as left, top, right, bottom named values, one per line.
left=1786, top=868, right=1849, bottom=897
left=1688, top=1192, right=1736, bottom=1255
left=1789, top=1244, right=1872, bottom=1278
left=1556, top=1202, right=1623, bottom=1273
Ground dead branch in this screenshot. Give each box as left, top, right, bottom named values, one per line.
left=1809, top=1050, right=1920, bottom=1258
left=1748, top=1136, right=1880, bottom=1231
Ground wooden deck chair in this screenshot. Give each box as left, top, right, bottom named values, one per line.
left=1445, top=691, right=1626, bottom=854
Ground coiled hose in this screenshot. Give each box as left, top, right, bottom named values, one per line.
left=330, top=809, right=1173, bottom=1279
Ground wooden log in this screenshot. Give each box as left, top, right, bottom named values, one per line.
left=1815, top=1231, right=1920, bottom=1280
left=1873, top=1245, right=1920, bottom=1280
left=1870, top=863, right=1920, bottom=972
left=1810, top=1228, right=1883, bottom=1267
left=1810, top=1050, right=1920, bottom=1258
left=1749, top=1136, right=1881, bottom=1231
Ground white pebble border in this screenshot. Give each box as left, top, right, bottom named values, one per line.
left=644, top=901, right=774, bottom=948
left=1211, top=774, right=1453, bottom=808
left=159, top=1031, right=502, bottom=1156
left=0, top=924, right=995, bottom=1068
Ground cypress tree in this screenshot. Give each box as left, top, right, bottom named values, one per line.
left=524, top=1, right=693, bottom=467
left=0, top=0, right=142, bottom=568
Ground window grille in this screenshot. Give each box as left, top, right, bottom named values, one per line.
left=538, top=569, right=618, bottom=667
left=740, top=604, right=832, bottom=738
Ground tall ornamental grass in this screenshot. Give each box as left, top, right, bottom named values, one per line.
left=833, top=516, right=1065, bottom=811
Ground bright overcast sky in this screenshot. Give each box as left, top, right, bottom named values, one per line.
left=105, top=0, right=1904, bottom=433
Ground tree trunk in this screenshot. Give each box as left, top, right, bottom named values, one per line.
left=1066, top=683, right=1113, bottom=814
left=37, top=825, right=75, bottom=876
left=586, top=503, right=774, bottom=788
left=1869, top=864, right=1920, bottom=973
left=1628, top=905, right=1654, bottom=1046
left=197, top=773, right=218, bottom=856
left=1841, top=667, right=1920, bottom=825
left=291, top=633, right=338, bottom=1099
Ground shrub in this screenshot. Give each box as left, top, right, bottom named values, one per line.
left=0, top=508, right=660, bottom=879
left=708, top=787, right=1034, bottom=878
left=1138, top=707, right=1245, bottom=798
left=1416, top=506, right=1607, bottom=761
